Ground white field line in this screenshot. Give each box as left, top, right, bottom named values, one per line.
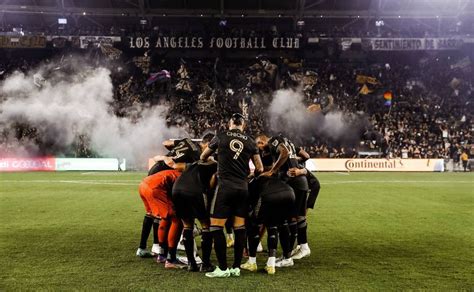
left=1, top=180, right=138, bottom=186
left=81, top=172, right=130, bottom=175
left=334, top=172, right=350, bottom=176
left=1, top=179, right=473, bottom=186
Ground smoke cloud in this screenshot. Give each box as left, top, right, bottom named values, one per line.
left=268, top=88, right=370, bottom=146
left=0, top=58, right=186, bottom=167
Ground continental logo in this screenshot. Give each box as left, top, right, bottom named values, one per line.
left=344, top=159, right=404, bottom=171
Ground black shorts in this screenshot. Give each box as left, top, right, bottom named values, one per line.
left=256, top=190, right=295, bottom=226
left=292, top=189, right=308, bottom=217
left=210, top=184, right=248, bottom=219
left=173, top=190, right=209, bottom=221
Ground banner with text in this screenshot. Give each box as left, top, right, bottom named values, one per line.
left=0, top=36, right=47, bottom=48
left=305, top=158, right=444, bottom=172
left=128, top=35, right=301, bottom=49
left=0, top=158, right=56, bottom=171
left=369, top=38, right=463, bottom=51
left=0, top=158, right=125, bottom=172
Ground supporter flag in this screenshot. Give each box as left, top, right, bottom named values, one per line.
left=359, top=84, right=373, bottom=95
left=307, top=104, right=321, bottom=112
left=356, top=75, right=378, bottom=85
left=146, top=70, right=171, bottom=85
left=383, top=91, right=393, bottom=106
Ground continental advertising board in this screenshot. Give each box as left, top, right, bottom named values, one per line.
left=305, top=159, right=444, bottom=172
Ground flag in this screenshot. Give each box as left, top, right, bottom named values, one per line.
left=146, top=70, right=171, bottom=85
left=383, top=91, right=393, bottom=107
left=359, top=84, right=373, bottom=95
left=356, top=75, right=378, bottom=85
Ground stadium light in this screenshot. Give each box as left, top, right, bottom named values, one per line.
left=58, top=18, right=67, bottom=24
left=82, top=11, right=86, bottom=15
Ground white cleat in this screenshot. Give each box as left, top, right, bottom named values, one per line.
left=291, top=247, right=311, bottom=260
left=275, top=257, right=294, bottom=268
left=151, top=244, right=161, bottom=255
left=136, top=248, right=154, bottom=258
left=290, top=245, right=301, bottom=257
left=177, top=255, right=202, bottom=265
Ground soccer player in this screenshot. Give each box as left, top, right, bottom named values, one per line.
left=165, top=134, right=216, bottom=272
left=136, top=137, right=201, bottom=258
left=241, top=176, right=295, bottom=274
left=170, top=159, right=217, bottom=272
left=148, top=137, right=201, bottom=176
left=258, top=134, right=311, bottom=263
left=136, top=169, right=181, bottom=265
left=200, top=113, right=264, bottom=278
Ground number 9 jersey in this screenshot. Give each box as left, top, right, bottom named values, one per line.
left=208, top=129, right=258, bottom=189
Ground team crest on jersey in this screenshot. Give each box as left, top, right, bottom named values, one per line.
left=272, top=139, right=279, bottom=147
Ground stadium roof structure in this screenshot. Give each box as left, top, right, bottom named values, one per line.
left=1, top=0, right=473, bottom=19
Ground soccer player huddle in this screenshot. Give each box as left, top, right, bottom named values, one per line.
left=136, top=113, right=321, bottom=277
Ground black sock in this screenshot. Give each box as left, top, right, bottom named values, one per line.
left=297, top=218, right=308, bottom=245
left=182, top=228, right=196, bottom=266
left=288, top=221, right=298, bottom=251
left=225, top=219, right=233, bottom=235
left=152, top=218, right=160, bottom=244
left=159, top=243, right=168, bottom=257
left=267, top=226, right=278, bottom=258
left=139, top=215, right=154, bottom=249
left=233, top=225, right=246, bottom=268
left=210, top=225, right=227, bottom=270
left=201, top=228, right=212, bottom=266
left=167, top=247, right=177, bottom=262
left=247, top=223, right=260, bottom=257
left=278, top=223, right=291, bottom=258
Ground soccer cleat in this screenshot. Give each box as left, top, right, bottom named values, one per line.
left=156, top=255, right=167, bottom=263
left=290, top=245, right=301, bottom=257
left=178, top=255, right=203, bottom=265
left=229, top=267, right=240, bottom=277
left=240, top=261, right=257, bottom=272
left=291, top=247, right=311, bottom=260
left=165, top=260, right=187, bottom=269
left=136, top=248, right=154, bottom=258
left=265, top=265, right=276, bottom=275
left=205, top=267, right=230, bottom=278
left=187, top=264, right=200, bottom=272
left=200, top=263, right=215, bottom=272
left=275, top=257, right=294, bottom=268
left=151, top=244, right=161, bottom=255
left=226, top=238, right=234, bottom=248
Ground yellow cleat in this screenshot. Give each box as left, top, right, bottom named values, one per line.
left=226, top=238, right=234, bottom=248
left=240, top=261, right=258, bottom=272
left=265, top=265, right=276, bottom=275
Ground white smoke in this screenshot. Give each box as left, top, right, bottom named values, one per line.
left=268, top=88, right=369, bottom=145
left=0, top=60, right=186, bottom=167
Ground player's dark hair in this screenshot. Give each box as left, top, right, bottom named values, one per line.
left=201, top=133, right=215, bottom=144
left=230, top=113, right=245, bottom=126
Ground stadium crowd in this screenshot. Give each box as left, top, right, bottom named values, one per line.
left=0, top=47, right=472, bottom=162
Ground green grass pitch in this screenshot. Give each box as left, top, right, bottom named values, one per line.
left=1, top=171, right=473, bottom=290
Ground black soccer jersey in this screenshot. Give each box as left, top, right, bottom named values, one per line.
left=267, top=135, right=301, bottom=175
left=208, top=129, right=258, bottom=189
left=172, top=161, right=217, bottom=195
left=148, top=138, right=201, bottom=176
